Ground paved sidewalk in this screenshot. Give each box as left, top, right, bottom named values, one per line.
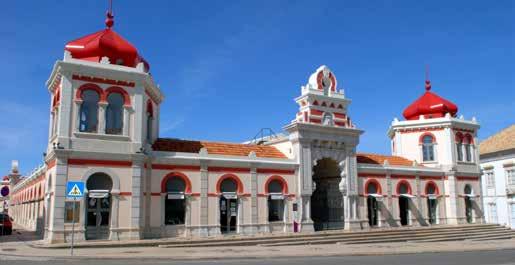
left=1, top=237, right=515, bottom=260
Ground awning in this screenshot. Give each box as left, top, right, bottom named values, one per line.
left=427, top=194, right=439, bottom=200
left=368, top=193, right=383, bottom=198
left=222, top=193, right=237, bottom=199
left=88, top=189, right=110, bottom=198
left=167, top=193, right=185, bottom=200
left=400, top=194, right=416, bottom=198
left=463, top=194, right=477, bottom=198
left=270, top=194, right=284, bottom=200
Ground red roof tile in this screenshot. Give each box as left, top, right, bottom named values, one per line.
left=357, top=153, right=415, bottom=166
left=152, top=138, right=287, bottom=159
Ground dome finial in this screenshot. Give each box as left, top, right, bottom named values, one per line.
left=105, top=0, right=114, bottom=28
left=425, top=64, right=431, bottom=91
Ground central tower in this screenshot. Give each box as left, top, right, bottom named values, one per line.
left=285, top=65, right=363, bottom=231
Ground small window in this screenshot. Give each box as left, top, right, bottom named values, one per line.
left=398, top=183, right=410, bottom=195
left=79, top=90, right=100, bottom=133
left=220, top=178, right=238, bottom=193
left=105, top=93, right=124, bottom=135
left=422, top=135, right=435, bottom=161
left=464, top=134, right=473, bottom=162
left=456, top=134, right=464, bottom=161
left=366, top=182, right=378, bottom=194
left=64, top=201, right=80, bottom=223
left=486, top=171, right=495, bottom=187
left=506, top=168, right=515, bottom=185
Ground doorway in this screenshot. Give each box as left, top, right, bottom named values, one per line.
left=367, top=196, right=378, bottom=227
left=86, top=195, right=111, bottom=240
left=85, top=173, right=113, bottom=240
left=399, top=196, right=409, bottom=226
left=464, top=185, right=473, bottom=224
left=311, top=158, right=343, bottom=231
left=219, top=178, right=239, bottom=234
left=427, top=198, right=437, bottom=224
left=220, top=196, right=238, bottom=233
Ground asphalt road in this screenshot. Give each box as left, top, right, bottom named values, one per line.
left=2, top=249, right=515, bottom=265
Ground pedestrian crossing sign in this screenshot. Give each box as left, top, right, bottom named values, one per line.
left=66, top=181, right=85, bottom=198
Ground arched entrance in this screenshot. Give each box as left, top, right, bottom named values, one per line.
left=219, top=177, right=239, bottom=233
left=426, top=182, right=438, bottom=225
left=365, top=180, right=381, bottom=227
left=311, top=158, right=343, bottom=231
left=85, top=173, right=113, bottom=240
left=164, top=176, right=187, bottom=225
left=464, top=185, right=474, bottom=224
left=397, top=181, right=412, bottom=226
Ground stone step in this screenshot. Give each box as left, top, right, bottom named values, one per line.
left=159, top=225, right=509, bottom=248
left=158, top=224, right=500, bottom=247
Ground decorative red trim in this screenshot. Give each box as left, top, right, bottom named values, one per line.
left=152, top=164, right=200, bottom=171
left=419, top=132, right=437, bottom=144
left=396, top=180, right=412, bottom=195
left=264, top=175, right=289, bottom=194
left=420, top=176, right=444, bottom=180
left=456, top=176, right=479, bottom=181
left=190, top=192, right=201, bottom=197
left=424, top=181, right=440, bottom=195
left=310, top=109, right=324, bottom=116
left=333, top=112, right=346, bottom=119
left=391, top=175, right=416, bottom=179
left=68, top=159, right=132, bottom=167
left=310, top=118, right=321, bottom=124
left=119, top=192, right=132, bottom=196
left=463, top=133, right=474, bottom=144
left=364, top=178, right=382, bottom=195
left=150, top=192, right=161, bottom=196
left=399, top=127, right=444, bottom=134
left=46, top=159, right=56, bottom=170
left=75, top=83, right=105, bottom=102
left=209, top=167, right=250, bottom=173
left=455, top=132, right=464, bottom=142
left=358, top=173, right=386, bottom=178
left=240, top=193, right=252, bottom=197
left=216, top=174, right=244, bottom=194
left=257, top=169, right=295, bottom=175
left=257, top=193, right=268, bottom=197
left=208, top=193, right=219, bottom=197
left=72, top=74, right=135, bottom=87
left=161, top=172, right=192, bottom=193
left=313, top=100, right=319, bottom=106
left=335, top=121, right=346, bottom=127
left=105, top=86, right=131, bottom=106
left=316, top=70, right=336, bottom=92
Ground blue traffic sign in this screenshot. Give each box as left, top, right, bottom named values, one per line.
left=66, top=181, right=85, bottom=198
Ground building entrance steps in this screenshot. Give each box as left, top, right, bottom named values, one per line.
left=32, top=224, right=512, bottom=249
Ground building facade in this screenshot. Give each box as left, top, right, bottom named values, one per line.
left=5, top=10, right=484, bottom=243
left=480, top=125, right=515, bottom=229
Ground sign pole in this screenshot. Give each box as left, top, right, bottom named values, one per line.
left=71, top=197, right=76, bottom=256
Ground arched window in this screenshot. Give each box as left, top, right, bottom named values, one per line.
left=398, top=182, right=410, bottom=195
left=322, top=112, right=334, bottom=126
left=267, top=179, right=285, bottom=222
left=422, top=135, right=435, bottom=161
left=105, top=93, right=124, bottom=135
left=79, top=90, right=100, bottom=132
left=165, top=176, right=186, bottom=225
left=220, top=178, right=238, bottom=193
left=146, top=101, right=154, bottom=142
left=456, top=133, right=464, bottom=161
left=464, top=184, right=473, bottom=195
left=464, top=134, right=473, bottom=162
left=366, top=182, right=379, bottom=195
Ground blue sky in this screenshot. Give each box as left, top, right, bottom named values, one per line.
left=1, top=0, right=513, bottom=175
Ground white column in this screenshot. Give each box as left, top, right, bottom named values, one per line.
left=109, top=191, right=120, bottom=240
left=123, top=105, right=132, bottom=137
left=160, top=193, right=166, bottom=237
left=74, top=100, right=82, bottom=132
left=98, top=102, right=107, bottom=134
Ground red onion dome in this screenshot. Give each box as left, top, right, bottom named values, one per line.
left=64, top=11, right=149, bottom=71
left=403, top=80, right=458, bottom=120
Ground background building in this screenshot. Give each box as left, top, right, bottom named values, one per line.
left=480, top=125, right=515, bottom=229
